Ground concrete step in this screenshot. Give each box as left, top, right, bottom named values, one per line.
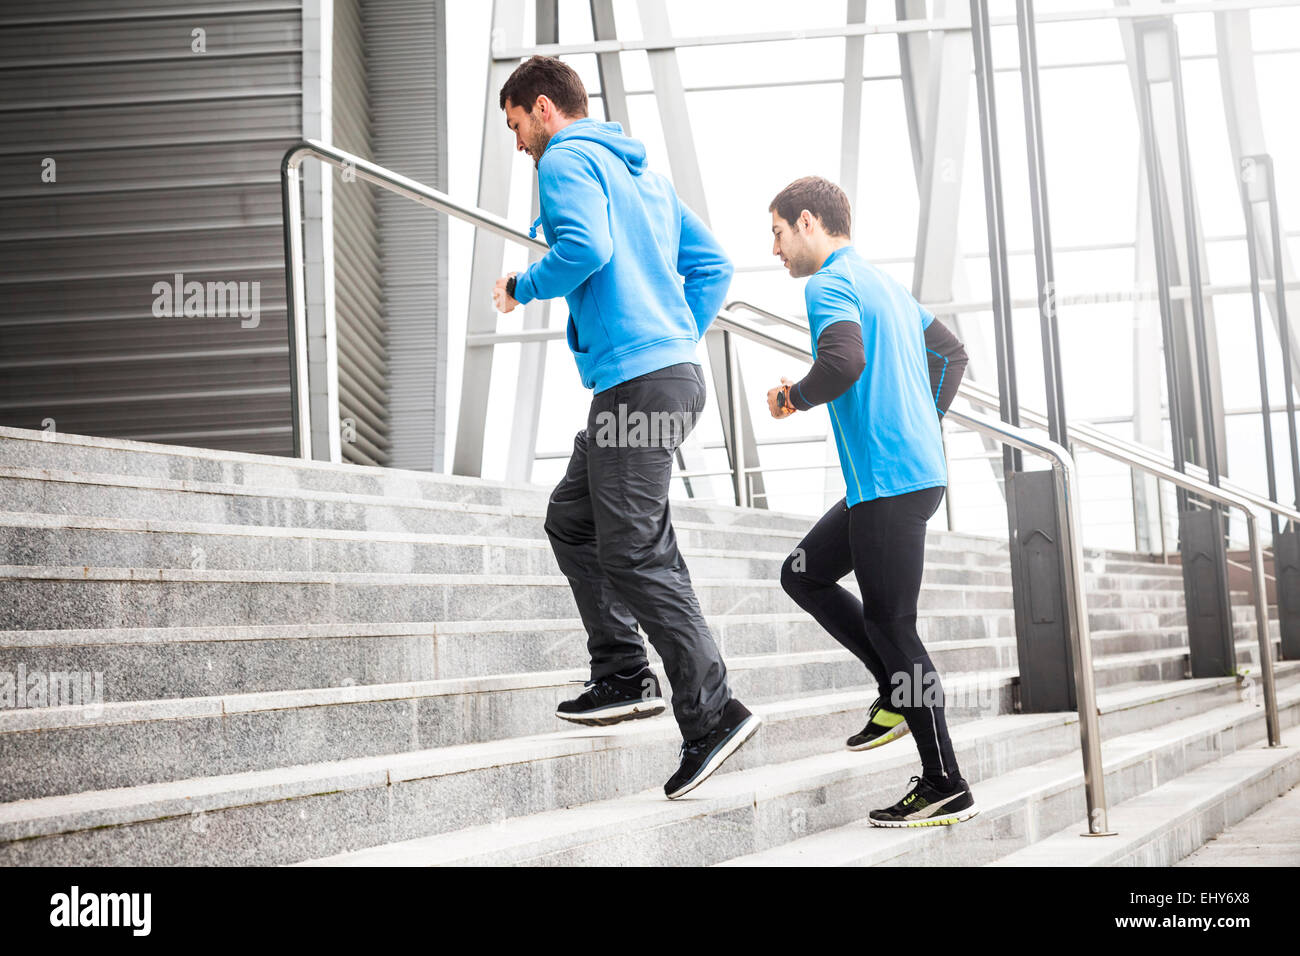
left=1090, top=622, right=1278, bottom=656
left=0, top=466, right=1013, bottom=561
left=0, top=688, right=957, bottom=866
left=1090, top=636, right=1281, bottom=688
left=990, top=727, right=1300, bottom=866
left=3, top=514, right=1196, bottom=604
left=1176, top=777, right=1300, bottom=866
left=0, top=611, right=1019, bottom=703
left=0, top=565, right=1020, bottom=630
left=0, top=510, right=1015, bottom=582
left=1084, top=587, right=1238, bottom=611
left=0, top=604, right=1269, bottom=711
left=0, top=466, right=810, bottom=554
left=4, top=561, right=1219, bottom=634
left=719, top=676, right=1300, bottom=867
left=296, top=671, right=1300, bottom=866
left=1083, top=556, right=1184, bottom=577
left=10, top=629, right=1258, bottom=804
left=0, top=427, right=830, bottom=536
left=2, top=649, right=948, bottom=803
left=5, top=669, right=1283, bottom=867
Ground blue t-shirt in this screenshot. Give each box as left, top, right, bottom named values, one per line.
left=801, top=246, right=947, bottom=506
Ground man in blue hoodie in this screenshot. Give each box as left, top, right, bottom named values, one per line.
left=491, top=55, right=760, bottom=800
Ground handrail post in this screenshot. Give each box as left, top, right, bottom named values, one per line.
left=1246, top=510, right=1283, bottom=746
left=945, top=404, right=1114, bottom=836
left=280, top=147, right=313, bottom=460
left=1054, top=449, right=1115, bottom=835
left=279, top=139, right=548, bottom=464
left=722, top=330, right=746, bottom=507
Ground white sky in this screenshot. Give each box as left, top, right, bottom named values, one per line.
left=439, top=0, right=1300, bottom=549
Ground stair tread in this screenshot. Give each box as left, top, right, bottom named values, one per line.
left=8, top=672, right=1287, bottom=845
left=990, top=727, right=1300, bottom=866
left=301, top=680, right=1300, bottom=867
left=720, top=684, right=1300, bottom=867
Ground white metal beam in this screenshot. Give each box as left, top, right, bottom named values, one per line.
left=506, top=1, right=557, bottom=484
left=302, top=0, right=342, bottom=462
left=1215, top=10, right=1300, bottom=376
left=453, top=0, right=525, bottom=477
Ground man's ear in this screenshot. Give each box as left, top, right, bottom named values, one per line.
left=798, top=210, right=814, bottom=233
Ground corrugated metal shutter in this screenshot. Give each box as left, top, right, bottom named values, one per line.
left=362, top=0, right=448, bottom=472
left=331, top=0, right=390, bottom=466
left=0, top=1, right=304, bottom=455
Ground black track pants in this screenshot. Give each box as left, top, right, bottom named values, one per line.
left=543, top=361, right=731, bottom=741
left=779, top=486, right=961, bottom=780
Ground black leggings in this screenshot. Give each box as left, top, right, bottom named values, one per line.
left=780, top=486, right=960, bottom=781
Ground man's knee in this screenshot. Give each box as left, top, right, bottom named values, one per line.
left=780, top=552, right=807, bottom=599
left=544, top=493, right=592, bottom=549
left=595, top=529, right=670, bottom=578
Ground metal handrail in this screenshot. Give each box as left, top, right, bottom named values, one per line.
left=280, top=139, right=1281, bottom=835
left=712, top=310, right=1113, bottom=834
left=717, top=303, right=1300, bottom=532
left=724, top=300, right=810, bottom=334
left=280, top=139, right=548, bottom=459
left=959, top=380, right=1300, bottom=530
left=715, top=307, right=1284, bottom=748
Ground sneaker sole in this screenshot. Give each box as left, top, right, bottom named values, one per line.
left=867, top=804, right=980, bottom=828
left=846, top=722, right=911, bottom=752
left=555, top=698, right=666, bottom=727
left=664, top=713, right=762, bottom=800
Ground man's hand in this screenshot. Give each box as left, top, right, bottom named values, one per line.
left=492, top=273, right=519, bottom=314
left=767, top=376, right=797, bottom=419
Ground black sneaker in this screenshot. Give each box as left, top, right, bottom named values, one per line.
left=663, top=698, right=762, bottom=800
left=846, top=697, right=911, bottom=751
left=868, top=774, right=979, bottom=828
left=555, top=667, right=665, bottom=726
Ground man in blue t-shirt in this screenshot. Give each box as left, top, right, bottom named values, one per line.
left=765, top=175, right=977, bottom=827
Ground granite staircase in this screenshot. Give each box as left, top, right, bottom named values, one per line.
left=0, top=424, right=1295, bottom=866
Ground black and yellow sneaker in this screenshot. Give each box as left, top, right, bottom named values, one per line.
left=846, top=697, right=910, bottom=751
left=868, top=774, right=978, bottom=828
left=555, top=666, right=665, bottom=726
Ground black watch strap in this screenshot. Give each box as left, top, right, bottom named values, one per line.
left=505, top=275, right=517, bottom=299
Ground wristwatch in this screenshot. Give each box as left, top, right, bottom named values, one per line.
left=777, top=384, right=795, bottom=413
left=505, top=274, right=518, bottom=300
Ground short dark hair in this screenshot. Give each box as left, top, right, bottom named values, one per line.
left=769, top=176, right=852, bottom=238
left=499, top=55, right=589, bottom=118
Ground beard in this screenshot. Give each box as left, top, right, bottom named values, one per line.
left=528, top=127, right=552, bottom=168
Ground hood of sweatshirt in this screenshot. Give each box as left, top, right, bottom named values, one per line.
left=545, top=118, right=646, bottom=176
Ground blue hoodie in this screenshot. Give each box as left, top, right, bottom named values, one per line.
left=511, top=119, right=733, bottom=393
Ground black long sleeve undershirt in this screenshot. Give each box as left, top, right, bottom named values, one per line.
left=788, top=321, right=865, bottom=410
left=787, top=317, right=969, bottom=417
left=923, top=318, right=969, bottom=417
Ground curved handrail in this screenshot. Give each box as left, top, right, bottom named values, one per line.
left=724, top=299, right=810, bottom=334
left=280, top=139, right=547, bottom=459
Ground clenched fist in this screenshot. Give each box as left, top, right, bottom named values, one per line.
left=492, top=273, right=519, bottom=314
left=767, top=376, right=797, bottom=419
